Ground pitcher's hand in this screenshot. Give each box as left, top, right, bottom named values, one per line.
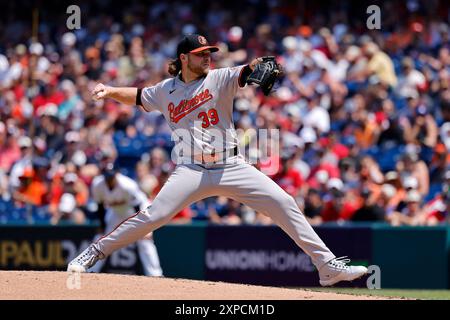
left=92, top=83, right=110, bottom=100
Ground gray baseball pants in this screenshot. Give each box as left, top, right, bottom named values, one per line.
left=94, top=161, right=336, bottom=269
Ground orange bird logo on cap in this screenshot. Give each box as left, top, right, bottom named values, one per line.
left=198, top=36, right=207, bottom=45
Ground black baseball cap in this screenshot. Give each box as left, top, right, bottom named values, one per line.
left=176, top=34, right=219, bottom=58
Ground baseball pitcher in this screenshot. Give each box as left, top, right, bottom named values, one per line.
left=68, top=34, right=367, bottom=286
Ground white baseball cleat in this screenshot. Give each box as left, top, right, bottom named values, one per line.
left=319, top=256, right=368, bottom=287
left=67, top=244, right=105, bottom=273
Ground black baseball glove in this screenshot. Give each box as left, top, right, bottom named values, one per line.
left=246, top=56, right=283, bottom=96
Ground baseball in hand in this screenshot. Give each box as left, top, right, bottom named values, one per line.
left=92, top=83, right=108, bottom=100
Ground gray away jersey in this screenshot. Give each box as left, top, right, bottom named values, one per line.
left=141, top=66, right=245, bottom=161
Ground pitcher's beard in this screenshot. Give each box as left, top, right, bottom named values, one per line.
left=187, top=61, right=209, bottom=78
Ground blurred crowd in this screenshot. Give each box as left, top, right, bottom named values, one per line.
left=0, top=0, right=449, bottom=226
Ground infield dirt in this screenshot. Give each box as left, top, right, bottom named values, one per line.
left=0, top=271, right=398, bottom=300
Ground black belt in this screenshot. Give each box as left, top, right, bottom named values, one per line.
left=197, top=146, right=238, bottom=164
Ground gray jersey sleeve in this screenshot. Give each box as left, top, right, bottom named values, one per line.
left=141, top=78, right=174, bottom=112
left=212, top=65, right=246, bottom=96
left=141, top=84, right=163, bottom=112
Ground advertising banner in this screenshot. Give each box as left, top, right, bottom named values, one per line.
left=0, top=225, right=143, bottom=275
left=205, top=225, right=372, bottom=287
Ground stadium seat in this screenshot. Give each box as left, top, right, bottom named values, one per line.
left=365, top=145, right=404, bottom=172
left=425, top=183, right=444, bottom=202
left=8, top=207, right=29, bottom=223
left=32, top=206, right=52, bottom=223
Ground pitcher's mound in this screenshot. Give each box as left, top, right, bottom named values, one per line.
left=0, top=271, right=384, bottom=300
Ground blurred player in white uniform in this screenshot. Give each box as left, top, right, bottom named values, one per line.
left=89, top=163, right=163, bottom=276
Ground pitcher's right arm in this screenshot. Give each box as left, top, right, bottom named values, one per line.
left=92, top=83, right=141, bottom=106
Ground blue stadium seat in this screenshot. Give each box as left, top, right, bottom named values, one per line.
left=190, top=201, right=210, bottom=220
left=392, top=56, right=402, bottom=75
left=0, top=199, right=9, bottom=212
left=331, top=120, right=346, bottom=132
left=425, top=183, right=443, bottom=203
left=365, top=144, right=404, bottom=173
left=0, top=200, right=10, bottom=223
left=8, top=207, right=29, bottom=222
left=32, top=205, right=52, bottom=223
left=0, top=200, right=17, bottom=223
left=113, top=130, right=126, bottom=141
left=391, top=95, right=407, bottom=112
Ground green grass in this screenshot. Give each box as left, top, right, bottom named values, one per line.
left=308, top=288, right=450, bottom=300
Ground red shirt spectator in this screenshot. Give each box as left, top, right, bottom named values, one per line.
left=320, top=179, right=359, bottom=221
left=321, top=198, right=359, bottom=222
left=32, top=80, right=64, bottom=116
left=273, top=167, right=303, bottom=196
left=423, top=193, right=448, bottom=223
left=307, top=163, right=340, bottom=189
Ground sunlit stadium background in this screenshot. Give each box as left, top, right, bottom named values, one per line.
left=0, top=0, right=449, bottom=291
